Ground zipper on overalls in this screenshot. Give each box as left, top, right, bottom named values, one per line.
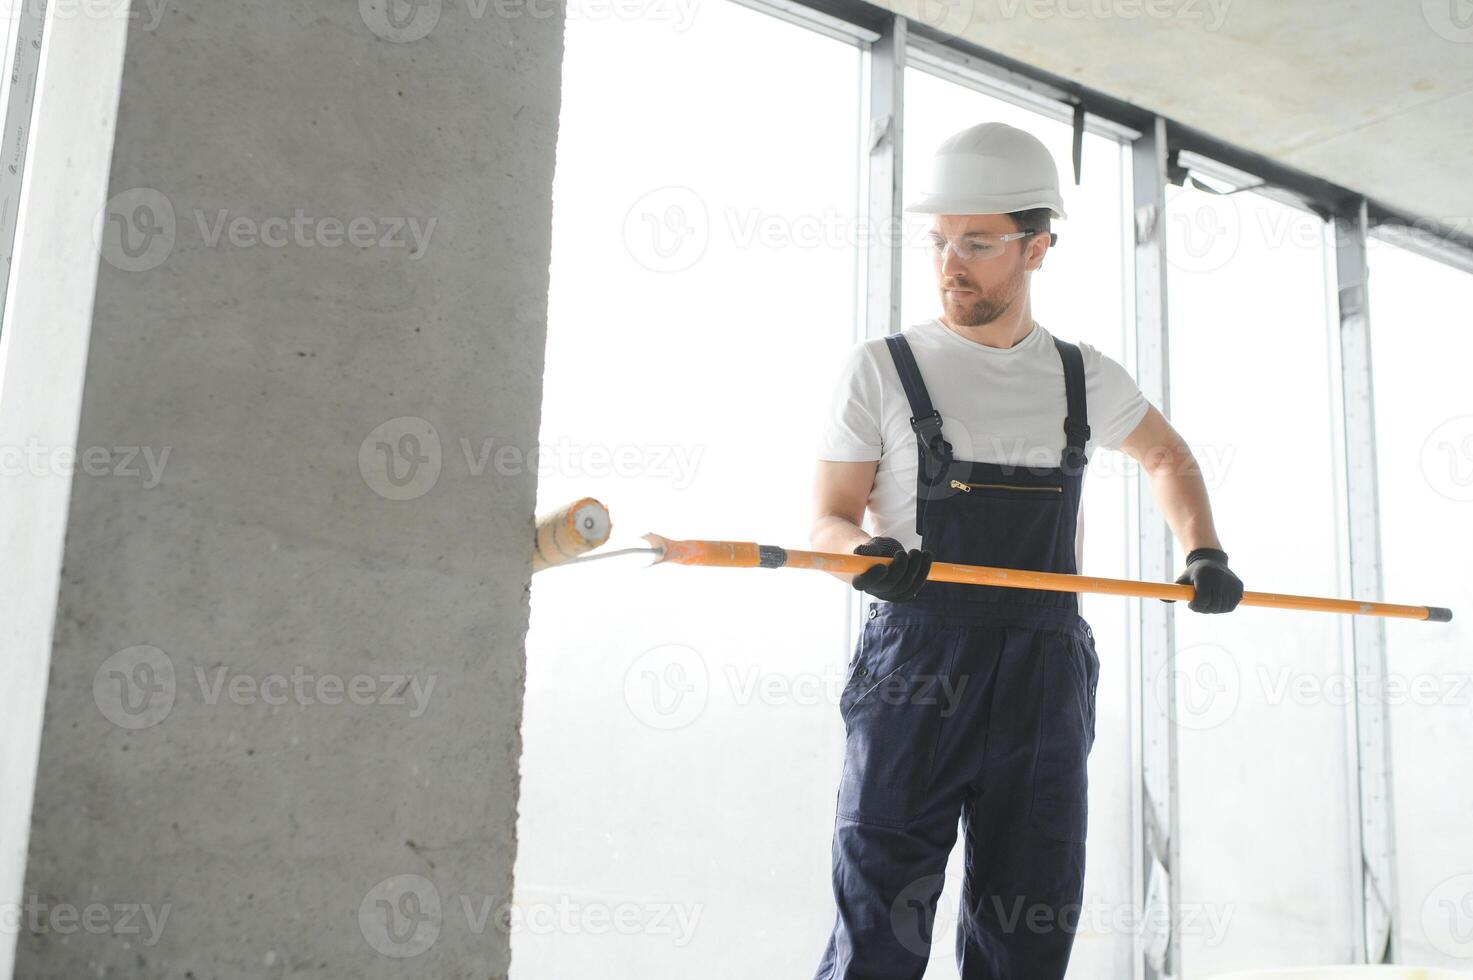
left=949, top=479, right=1063, bottom=494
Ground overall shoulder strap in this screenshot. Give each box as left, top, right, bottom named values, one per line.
left=883, top=333, right=953, bottom=533
left=1051, top=337, right=1090, bottom=474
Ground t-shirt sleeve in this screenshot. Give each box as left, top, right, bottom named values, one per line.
left=817, top=341, right=884, bottom=462
left=1085, top=344, right=1151, bottom=451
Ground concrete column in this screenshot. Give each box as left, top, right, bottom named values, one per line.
left=12, top=0, right=562, bottom=975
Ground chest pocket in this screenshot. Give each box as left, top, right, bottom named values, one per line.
left=924, top=469, right=1066, bottom=573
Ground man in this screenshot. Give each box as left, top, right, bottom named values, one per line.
left=810, top=122, right=1243, bottom=979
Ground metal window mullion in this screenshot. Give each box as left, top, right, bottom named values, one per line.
left=1334, top=200, right=1399, bottom=964
left=1132, top=115, right=1179, bottom=980
left=863, top=14, right=904, bottom=340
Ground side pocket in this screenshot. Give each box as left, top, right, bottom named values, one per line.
left=838, top=629, right=868, bottom=721
left=836, top=624, right=954, bottom=827
left=1027, top=635, right=1092, bottom=843
left=1084, top=632, right=1099, bottom=749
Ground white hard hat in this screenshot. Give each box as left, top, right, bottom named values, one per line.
left=905, top=122, right=1067, bottom=220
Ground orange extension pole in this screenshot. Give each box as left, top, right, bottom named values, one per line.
left=641, top=534, right=1453, bottom=623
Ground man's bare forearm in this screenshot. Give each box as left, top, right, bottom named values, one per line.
left=811, top=515, right=874, bottom=583
left=811, top=514, right=872, bottom=556
left=1145, top=447, right=1224, bottom=556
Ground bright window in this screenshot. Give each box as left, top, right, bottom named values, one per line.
left=515, top=3, right=863, bottom=977
left=1166, top=184, right=1356, bottom=971
left=1365, top=237, right=1473, bottom=967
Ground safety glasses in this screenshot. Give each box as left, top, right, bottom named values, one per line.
left=925, top=230, right=1046, bottom=261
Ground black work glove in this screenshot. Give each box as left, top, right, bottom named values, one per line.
left=1166, top=547, right=1244, bottom=614
left=851, top=536, right=932, bottom=602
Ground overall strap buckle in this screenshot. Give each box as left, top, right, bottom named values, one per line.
left=1063, top=417, right=1091, bottom=453
left=1053, top=337, right=1092, bottom=475
left=884, top=334, right=950, bottom=535
left=907, top=403, right=954, bottom=465
left=1061, top=418, right=1090, bottom=475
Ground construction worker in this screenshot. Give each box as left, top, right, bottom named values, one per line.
left=810, top=121, right=1243, bottom=979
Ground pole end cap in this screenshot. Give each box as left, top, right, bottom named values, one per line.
left=1426, top=606, right=1454, bottom=622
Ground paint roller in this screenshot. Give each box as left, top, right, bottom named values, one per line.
left=531, top=496, right=613, bottom=571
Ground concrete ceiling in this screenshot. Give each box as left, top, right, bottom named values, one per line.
left=887, top=0, right=1473, bottom=229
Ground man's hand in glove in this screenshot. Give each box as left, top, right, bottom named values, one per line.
left=851, top=536, right=932, bottom=602
left=1168, top=547, right=1244, bottom=613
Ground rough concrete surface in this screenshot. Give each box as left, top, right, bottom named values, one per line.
left=17, top=0, right=563, bottom=976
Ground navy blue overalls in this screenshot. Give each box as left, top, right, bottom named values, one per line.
left=814, top=332, right=1100, bottom=980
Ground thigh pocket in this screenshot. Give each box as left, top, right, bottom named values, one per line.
left=837, top=624, right=957, bottom=828
left=1028, top=635, right=1094, bottom=843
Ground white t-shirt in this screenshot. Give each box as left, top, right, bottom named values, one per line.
left=817, top=317, right=1151, bottom=565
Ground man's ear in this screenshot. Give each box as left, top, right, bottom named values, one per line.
left=1024, top=233, right=1050, bottom=270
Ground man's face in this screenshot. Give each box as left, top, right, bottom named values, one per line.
left=930, top=213, right=1047, bottom=327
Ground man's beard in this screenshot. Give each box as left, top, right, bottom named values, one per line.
left=944, top=260, right=1024, bottom=327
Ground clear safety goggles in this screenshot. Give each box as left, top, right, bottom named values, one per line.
left=925, top=229, right=1054, bottom=261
